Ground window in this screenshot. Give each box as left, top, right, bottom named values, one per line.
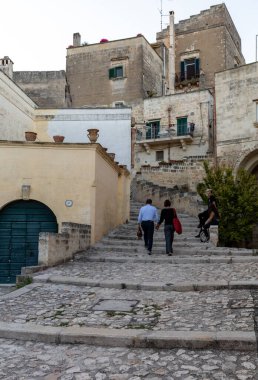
left=114, top=101, right=125, bottom=108
left=146, top=120, right=160, bottom=139
left=109, top=66, right=123, bottom=79
left=156, top=150, right=164, bottom=161
left=256, top=103, right=258, bottom=122
left=180, top=58, right=200, bottom=81
left=177, top=117, right=188, bottom=136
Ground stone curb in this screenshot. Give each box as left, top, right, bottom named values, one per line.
left=33, top=274, right=258, bottom=292
left=82, top=256, right=258, bottom=264
left=0, top=321, right=256, bottom=351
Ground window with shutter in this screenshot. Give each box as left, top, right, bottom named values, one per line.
left=146, top=120, right=160, bottom=139
left=109, top=66, right=124, bottom=79
left=177, top=117, right=188, bottom=136
left=156, top=150, right=164, bottom=161
left=180, top=58, right=200, bottom=81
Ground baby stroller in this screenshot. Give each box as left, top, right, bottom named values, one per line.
left=199, top=225, right=210, bottom=242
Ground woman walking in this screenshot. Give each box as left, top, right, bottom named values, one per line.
left=156, top=199, right=175, bottom=256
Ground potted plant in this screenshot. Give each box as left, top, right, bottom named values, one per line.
left=25, top=131, right=37, bottom=141
left=53, top=135, right=65, bottom=143
left=87, top=129, right=99, bottom=143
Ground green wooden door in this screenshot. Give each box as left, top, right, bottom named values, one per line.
left=0, top=200, right=57, bottom=283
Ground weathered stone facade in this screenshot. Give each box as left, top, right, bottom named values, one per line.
left=134, top=89, right=214, bottom=171
left=156, top=3, right=245, bottom=90
left=215, top=62, right=258, bottom=174
left=66, top=35, right=163, bottom=121
left=13, top=70, right=70, bottom=108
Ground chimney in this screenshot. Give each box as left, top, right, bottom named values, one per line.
left=73, top=33, right=81, bottom=47
left=168, top=11, right=175, bottom=94
left=0, top=56, right=14, bottom=79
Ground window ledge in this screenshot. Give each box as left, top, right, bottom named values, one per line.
left=110, top=76, right=126, bottom=81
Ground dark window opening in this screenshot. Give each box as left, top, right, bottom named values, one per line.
left=109, top=66, right=124, bottom=79
left=146, top=120, right=160, bottom=139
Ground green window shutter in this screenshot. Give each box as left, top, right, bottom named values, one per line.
left=177, top=117, right=188, bottom=136
left=109, top=68, right=115, bottom=79
left=180, top=61, right=185, bottom=81
left=195, top=58, right=200, bottom=76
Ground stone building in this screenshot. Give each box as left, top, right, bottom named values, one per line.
left=0, top=56, right=69, bottom=108
left=135, top=89, right=214, bottom=171
left=0, top=69, right=131, bottom=168
left=215, top=62, right=258, bottom=174
left=133, top=3, right=245, bottom=170
left=66, top=33, right=164, bottom=122
left=0, top=66, right=130, bottom=284
left=13, top=70, right=71, bottom=108
left=156, top=3, right=245, bottom=91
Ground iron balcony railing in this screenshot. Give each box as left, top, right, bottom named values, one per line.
left=136, top=124, right=195, bottom=142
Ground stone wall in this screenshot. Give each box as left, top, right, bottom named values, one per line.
left=66, top=36, right=163, bottom=116
left=135, top=90, right=214, bottom=169
left=0, top=70, right=36, bottom=141
left=137, top=155, right=211, bottom=192
left=215, top=62, right=258, bottom=170
left=13, top=71, right=68, bottom=108
left=156, top=4, right=245, bottom=90
left=132, top=176, right=202, bottom=217
left=38, top=222, right=91, bottom=266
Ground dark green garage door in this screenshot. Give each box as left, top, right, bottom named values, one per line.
left=0, top=200, right=58, bottom=284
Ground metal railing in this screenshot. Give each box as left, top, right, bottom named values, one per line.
left=136, top=124, right=194, bottom=141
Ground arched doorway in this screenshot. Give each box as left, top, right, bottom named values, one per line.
left=0, top=200, right=58, bottom=284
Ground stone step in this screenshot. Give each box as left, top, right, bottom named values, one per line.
left=92, top=244, right=254, bottom=256
left=1, top=282, right=256, bottom=351
left=0, top=321, right=255, bottom=351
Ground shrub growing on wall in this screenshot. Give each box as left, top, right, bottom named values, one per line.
left=197, top=161, right=258, bottom=247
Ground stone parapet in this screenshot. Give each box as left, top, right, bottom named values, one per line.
left=38, top=222, right=91, bottom=266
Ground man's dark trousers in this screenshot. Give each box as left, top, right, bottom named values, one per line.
left=141, top=221, right=154, bottom=252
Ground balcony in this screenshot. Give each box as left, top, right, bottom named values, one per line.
left=136, top=125, right=194, bottom=152
left=175, top=72, right=200, bottom=89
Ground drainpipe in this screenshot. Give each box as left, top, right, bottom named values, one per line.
left=162, top=44, right=166, bottom=95
left=168, top=11, right=175, bottom=95
left=213, top=90, right=217, bottom=168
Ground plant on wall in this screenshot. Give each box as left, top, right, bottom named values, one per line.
left=197, top=161, right=258, bottom=247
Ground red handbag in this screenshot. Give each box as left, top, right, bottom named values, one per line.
left=172, top=208, right=182, bottom=234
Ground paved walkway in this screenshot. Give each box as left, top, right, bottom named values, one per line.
left=0, top=201, right=258, bottom=379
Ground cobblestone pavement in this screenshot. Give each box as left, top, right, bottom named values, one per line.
left=35, top=260, right=258, bottom=283
left=1, top=201, right=258, bottom=379
left=0, top=284, right=254, bottom=331
left=0, top=338, right=257, bottom=380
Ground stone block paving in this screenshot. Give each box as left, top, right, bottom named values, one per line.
left=33, top=260, right=258, bottom=284
left=1, top=201, right=258, bottom=379
left=0, top=284, right=255, bottom=332
left=0, top=338, right=257, bottom=380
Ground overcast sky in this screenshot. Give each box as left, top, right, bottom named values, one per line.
left=1, top=0, right=257, bottom=71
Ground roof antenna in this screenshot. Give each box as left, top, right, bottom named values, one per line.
left=158, top=0, right=173, bottom=31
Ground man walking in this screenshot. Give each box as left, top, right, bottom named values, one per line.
left=138, top=199, right=159, bottom=255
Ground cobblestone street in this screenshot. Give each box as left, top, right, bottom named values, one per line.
left=0, top=202, right=258, bottom=379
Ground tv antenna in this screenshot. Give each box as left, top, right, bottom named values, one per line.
left=158, top=0, right=173, bottom=30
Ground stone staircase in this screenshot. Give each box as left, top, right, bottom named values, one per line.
left=0, top=200, right=258, bottom=378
